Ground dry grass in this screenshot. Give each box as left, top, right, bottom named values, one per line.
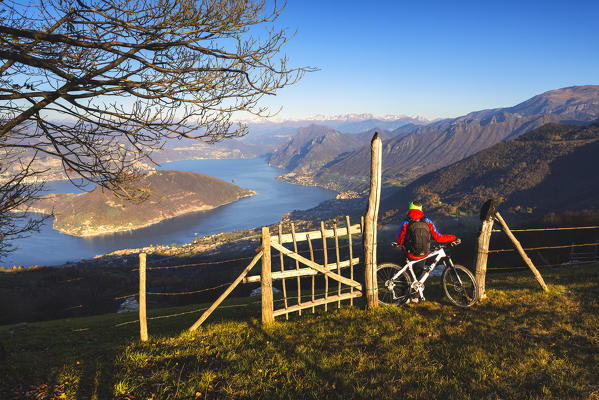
left=1, top=264, right=598, bottom=399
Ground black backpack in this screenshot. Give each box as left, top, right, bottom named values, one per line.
left=405, top=218, right=432, bottom=256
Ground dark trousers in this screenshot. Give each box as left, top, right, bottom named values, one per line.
left=409, top=259, right=426, bottom=279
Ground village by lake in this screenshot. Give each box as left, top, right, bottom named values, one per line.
left=2, top=158, right=336, bottom=268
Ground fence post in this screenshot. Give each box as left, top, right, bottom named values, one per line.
left=495, top=212, right=549, bottom=292
left=261, top=226, right=274, bottom=325
left=475, top=199, right=495, bottom=301
left=363, top=132, right=382, bottom=309
left=139, top=252, right=148, bottom=342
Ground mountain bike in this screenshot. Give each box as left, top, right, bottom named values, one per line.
left=376, top=242, right=478, bottom=308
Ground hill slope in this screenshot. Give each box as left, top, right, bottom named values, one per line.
left=316, top=85, right=599, bottom=191
left=2, top=265, right=598, bottom=399
left=266, top=125, right=364, bottom=172
left=29, top=170, right=255, bottom=236
left=381, top=123, right=599, bottom=220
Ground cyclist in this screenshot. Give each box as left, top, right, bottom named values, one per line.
left=395, top=201, right=460, bottom=300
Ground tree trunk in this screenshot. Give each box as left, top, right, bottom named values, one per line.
left=139, top=253, right=148, bottom=342
left=363, top=132, right=382, bottom=309
left=475, top=199, right=496, bottom=301
left=261, top=227, right=274, bottom=324
left=475, top=217, right=494, bottom=301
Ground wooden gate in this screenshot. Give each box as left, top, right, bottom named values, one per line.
left=244, top=217, right=363, bottom=323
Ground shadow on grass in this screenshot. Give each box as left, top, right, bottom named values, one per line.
left=246, top=317, right=370, bottom=400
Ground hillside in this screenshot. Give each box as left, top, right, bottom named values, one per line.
left=381, top=123, right=599, bottom=220
left=1, top=264, right=598, bottom=399
left=28, top=170, right=255, bottom=236
left=266, top=124, right=367, bottom=173
left=267, top=125, right=400, bottom=190
left=313, top=85, right=599, bottom=191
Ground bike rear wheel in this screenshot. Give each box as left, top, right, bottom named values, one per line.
left=376, top=263, right=412, bottom=306
left=441, top=264, right=478, bottom=307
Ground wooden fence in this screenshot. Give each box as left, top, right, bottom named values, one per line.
left=475, top=199, right=599, bottom=300
left=245, top=218, right=363, bottom=323
left=130, top=133, right=384, bottom=340
left=153, top=216, right=366, bottom=335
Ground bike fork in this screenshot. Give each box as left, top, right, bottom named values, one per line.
left=445, top=257, right=465, bottom=286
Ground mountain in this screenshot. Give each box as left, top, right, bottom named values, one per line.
left=266, top=125, right=368, bottom=173
left=314, top=85, right=599, bottom=191
left=240, top=114, right=429, bottom=147
left=27, top=171, right=255, bottom=236
left=380, top=123, right=599, bottom=221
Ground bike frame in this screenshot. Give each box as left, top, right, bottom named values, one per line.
left=391, top=247, right=457, bottom=300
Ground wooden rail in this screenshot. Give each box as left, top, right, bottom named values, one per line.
left=243, top=257, right=360, bottom=282
left=188, top=251, right=263, bottom=331
left=270, top=242, right=362, bottom=290
left=272, top=291, right=362, bottom=317
left=271, top=224, right=361, bottom=244
left=260, top=217, right=363, bottom=321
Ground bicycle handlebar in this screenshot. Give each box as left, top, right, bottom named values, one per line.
left=391, top=239, right=461, bottom=250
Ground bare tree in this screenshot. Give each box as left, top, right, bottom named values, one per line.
left=0, top=0, right=310, bottom=256
left=0, top=148, right=49, bottom=259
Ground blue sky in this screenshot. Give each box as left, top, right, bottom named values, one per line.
left=260, top=0, right=599, bottom=120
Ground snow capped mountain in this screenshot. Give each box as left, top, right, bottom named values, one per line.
left=235, top=113, right=429, bottom=124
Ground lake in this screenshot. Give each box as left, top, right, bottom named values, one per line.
left=2, top=158, right=335, bottom=267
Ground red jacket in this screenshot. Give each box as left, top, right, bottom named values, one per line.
left=396, top=209, right=456, bottom=260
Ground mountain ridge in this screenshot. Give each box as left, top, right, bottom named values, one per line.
left=301, top=85, right=599, bottom=191
left=380, top=122, right=599, bottom=222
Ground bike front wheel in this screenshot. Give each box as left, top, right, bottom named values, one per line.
left=441, top=264, right=478, bottom=307
left=376, top=263, right=412, bottom=306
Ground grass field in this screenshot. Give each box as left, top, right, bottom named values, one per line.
left=1, top=264, right=598, bottom=399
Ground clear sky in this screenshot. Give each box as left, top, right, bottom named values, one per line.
left=259, top=0, right=599, bottom=120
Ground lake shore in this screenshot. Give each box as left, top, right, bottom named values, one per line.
left=2, top=158, right=337, bottom=268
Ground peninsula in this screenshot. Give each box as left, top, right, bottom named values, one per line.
left=27, top=170, right=255, bottom=236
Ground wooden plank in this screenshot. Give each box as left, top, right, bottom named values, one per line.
left=307, top=233, right=315, bottom=313
left=243, top=258, right=360, bottom=283
left=291, top=223, right=301, bottom=315
left=270, top=241, right=362, bottom=290
left=273, top=291, right=362, bottom=317
left=495, top=212, right=549, bottom=291
left=261, top=227, right=274, bottom=325
left=189, top=251, right=263, bottom=331
left=272, top=224, right=361, bottom=244
left=278, top=223, right=288, bottom=320
left=334, top=223, right=341, bottom=308
left=321, top=221, right=328, bottom=311
left=346, top=216, right=354, bottom=306
left=139, top=253, right=148, bottom=342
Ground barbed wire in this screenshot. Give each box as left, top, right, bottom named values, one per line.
left=114, top=293, right=137, bottom=300
left=142, top=234, right=263, bottom=266
left=62, top=277, right=84, bottom=283
left=128, top=242, right=362, bottom=272
left=63, top=304, right=83, bottom=311
left=488, top=242, right=599, bottom=254
left=113, top=300, right=263, bottom=327
left=147, top=282, right=234, bottom=296
left=492, top=226, right=599, bottom=233
left=130, top=254, right=259, bottom=271
left=487, top=260, right=598, bottom=270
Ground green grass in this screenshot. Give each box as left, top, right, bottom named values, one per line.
left=1, top=265, right=598, bottom=399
